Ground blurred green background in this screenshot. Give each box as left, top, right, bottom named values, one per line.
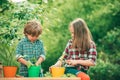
left=0, top=0, right=120, bottom=80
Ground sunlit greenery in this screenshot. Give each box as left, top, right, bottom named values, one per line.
left=0, top=0, right=120, bottom=80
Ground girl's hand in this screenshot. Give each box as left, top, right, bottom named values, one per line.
left=49, top=60, right=62, bottom=73
left=66, top=60, right=78, bottom=66
left=49, top=65, right=56, bottom=73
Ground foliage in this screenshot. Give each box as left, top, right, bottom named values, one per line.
left=0, top=42, right=18, bottom=66
left=99, top=27, right=120, bottom=54
left=0, top=0, right=11, bottom=13
left=88, top=59, right=120, bottom=80
left=0, top=0, right=50, bottom=44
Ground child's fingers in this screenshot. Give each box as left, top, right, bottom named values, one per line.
left=66, top=60, right=70, bottom=63
left=49, top=65, right=54, bottom=73
left=66, top=60, right=73, bottom=65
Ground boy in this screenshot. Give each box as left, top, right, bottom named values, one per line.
left=16, top=20, right=46, bottom=77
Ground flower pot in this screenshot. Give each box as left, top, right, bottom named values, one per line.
left=3, top=66, right=17, bottom=78
left=28, top=65, right=41, bottom=77
left=51, top=67, right=65, bottom=77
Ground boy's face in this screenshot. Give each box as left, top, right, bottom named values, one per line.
left=27, top=34, right=39, bottom=42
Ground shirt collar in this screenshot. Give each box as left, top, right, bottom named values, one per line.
left=24, top=36, right=38, bottom=44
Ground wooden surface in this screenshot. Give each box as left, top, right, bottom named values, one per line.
left=0, top=77, right=80, bottom=80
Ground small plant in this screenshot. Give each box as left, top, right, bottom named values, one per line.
left=23, top=55, right=37, bottom=64
left=30, top=56, right=37, bottom=64
left=0, top=42, right=18, bottom=66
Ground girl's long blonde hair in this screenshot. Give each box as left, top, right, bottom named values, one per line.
left=70, top=18, right=93, bottom=50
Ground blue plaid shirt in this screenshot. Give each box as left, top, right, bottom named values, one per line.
left=16, top=37, right=46, bottom=77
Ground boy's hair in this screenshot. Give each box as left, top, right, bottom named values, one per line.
left=24, top=20, right=42, bottom=37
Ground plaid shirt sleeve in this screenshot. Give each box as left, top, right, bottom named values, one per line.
left=16, top=40, right=24, bottom=60
left=39, top=41, right=46, bottom=60
left=88, top=41, right=97, bottom=65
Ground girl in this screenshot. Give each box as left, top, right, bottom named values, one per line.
left=50, top=18, right=97, bottom=80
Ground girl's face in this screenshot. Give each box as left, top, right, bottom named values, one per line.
left=69, top=26, right=74, bottom=39
left=27, top=34, right=39, bottom=42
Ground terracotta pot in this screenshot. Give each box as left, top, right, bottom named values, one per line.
left=3, top=66, right=17, bottom=78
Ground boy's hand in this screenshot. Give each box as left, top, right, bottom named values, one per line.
left=35, top=62, right=40, bottom=66
left=26, top=61, right=33, bottom=68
